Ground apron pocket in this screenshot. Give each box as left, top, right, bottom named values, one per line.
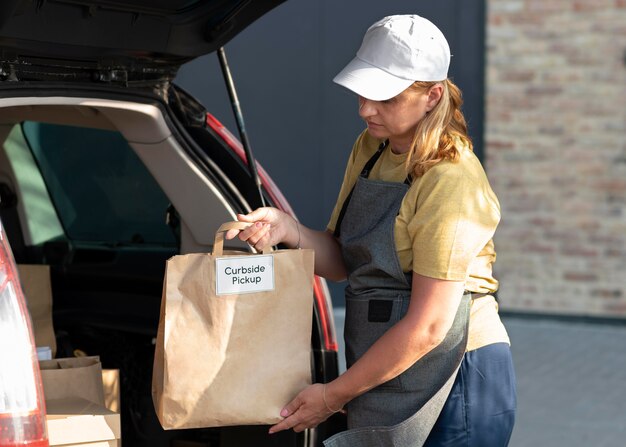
left=367, top=299, right=394, bottom=322
left=345, top=295, right=403, bottom=391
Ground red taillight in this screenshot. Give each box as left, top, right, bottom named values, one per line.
left=313, top=276, right=338, bottom=352
left=206, top=113, right=338, bottom=352
left=0, top=222, right=48, bottom=447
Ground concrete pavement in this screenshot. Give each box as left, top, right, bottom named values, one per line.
left=505, top=316, right=626, bottom=447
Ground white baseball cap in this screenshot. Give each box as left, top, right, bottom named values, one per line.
left=333, top=15, right=451, bottom=101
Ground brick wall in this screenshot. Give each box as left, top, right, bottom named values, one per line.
left=486, top=0, right=626, bottom=316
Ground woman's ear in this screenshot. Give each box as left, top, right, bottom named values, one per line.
left=426, top=84, right=444, bottom=111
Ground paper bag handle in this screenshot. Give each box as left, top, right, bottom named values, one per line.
left=213, top=221, right=273, bottom=256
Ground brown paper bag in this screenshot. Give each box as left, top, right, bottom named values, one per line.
left=152, top=221, right=314, bottom=429
left=18, top=264, right=57, bottom=356
left=40, top=356, right=105, bottom=406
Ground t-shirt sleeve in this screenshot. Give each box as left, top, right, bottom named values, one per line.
left=405, top=163, right=501, bottom=281
left=327, top=132, right=367, bottom=233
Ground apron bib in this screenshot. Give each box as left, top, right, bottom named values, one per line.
left=324, top=141, right=471, bottom=447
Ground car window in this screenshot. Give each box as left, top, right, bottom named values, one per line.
left=21, top=121, right=176, bottom=246
left=3, top=125, right=64, bottom=246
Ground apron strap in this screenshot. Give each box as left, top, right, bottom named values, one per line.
left=334, top=140, right=414, bottom=237
left=334, top=140, right=392, bottom=238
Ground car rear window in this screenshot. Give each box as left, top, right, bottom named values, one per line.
left=21, top=121, right=176, bottom=246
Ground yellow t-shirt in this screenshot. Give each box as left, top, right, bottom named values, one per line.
left=328, top=131, right=509, bottom=351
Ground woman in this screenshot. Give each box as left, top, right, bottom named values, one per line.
left=226, top=14, right=516, bottom=446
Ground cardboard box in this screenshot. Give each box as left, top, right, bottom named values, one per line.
left=41, top=358, right=122, bottom=446
left=46, top=397, right=121, bottom=446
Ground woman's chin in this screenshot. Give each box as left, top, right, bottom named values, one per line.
left=366, top=127, right=387, bottom=139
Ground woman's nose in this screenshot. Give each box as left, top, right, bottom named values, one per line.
left=358, top=97, right=376, bottom=117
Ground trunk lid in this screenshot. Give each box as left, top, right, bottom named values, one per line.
left=0, top=0, right=285, bottom=83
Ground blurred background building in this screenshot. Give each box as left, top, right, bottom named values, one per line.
left=486, top=0, right=626, bottom=318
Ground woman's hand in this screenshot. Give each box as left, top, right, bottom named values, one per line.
left=225, top=207, right=298, bottom=251
left=227, top=207, right=348, bottom=281
left=268, top=383, right=342, bottom=434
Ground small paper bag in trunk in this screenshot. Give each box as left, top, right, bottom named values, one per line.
left=39, top=356, right=105, bottom=406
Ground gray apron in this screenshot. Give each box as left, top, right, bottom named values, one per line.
left=323, top=141, right=471, bottom=447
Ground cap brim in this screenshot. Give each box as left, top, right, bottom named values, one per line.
left=332, top=57, right=414, bottom=101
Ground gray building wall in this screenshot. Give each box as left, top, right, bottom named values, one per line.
left=175, top=0, right=485, bottom=304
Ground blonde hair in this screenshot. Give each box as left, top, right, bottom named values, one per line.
left=405, top=78, right=472, bottom=178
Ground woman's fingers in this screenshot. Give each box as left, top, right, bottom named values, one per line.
left=268, top=384, right=333, bottom=435
left=268, top=417, right=292, bottom=434
left=236, top=208, right=272, bottom=223
left=224, top=228, right=242, bottom=240
left=269, top=410, right=300, bottom=434
left=279, top=397, right=301, bottom=419
left=223, top=207, right=284, bottom=248
left=268, top=407, right=329, bottom=435
left=269, top=394, right=304, bottom=434
left=224, top=221, right=264, bottom=244
left=293, top=424, right=309, bottom=433
left=246, top=223, right=272, bottom=249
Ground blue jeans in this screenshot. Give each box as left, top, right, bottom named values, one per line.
left=424, top=343, right=517, bottom=447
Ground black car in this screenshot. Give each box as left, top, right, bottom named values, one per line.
left=0, top=1, right=342, bottom=446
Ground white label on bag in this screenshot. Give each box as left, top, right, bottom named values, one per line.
left=215, top=255, right=275, bottom=295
